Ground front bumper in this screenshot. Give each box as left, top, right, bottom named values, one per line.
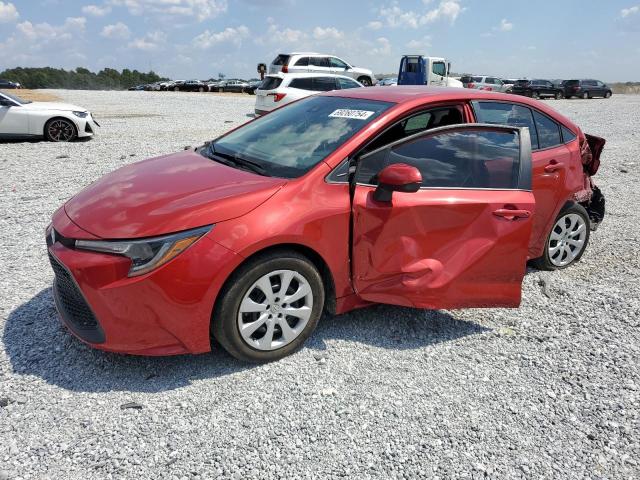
left=76, top=114, right=99, bottom=138
left=46, top=214, right=242, bottom=356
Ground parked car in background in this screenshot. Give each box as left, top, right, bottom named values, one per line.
left=1, top=91, right=99, bottom=142
left=128, top=85, right=145, bottom=91
left=502, top=79, right=518, bottom=93
left=511, top=79, right=563, bottom=99
left=0, top=79, right=21, bottom=89
left=463, top=76, right=510, bottom=92
left=177, top=80, right=208, bottom=92
left=46, top=87, right=605, bottom=362
left=377, top=77, right=398, bottom=86
left=254, top=73, right=363, bottom=115
left=245, top=79, right=263, bottom=95
left=562, top=80, right=612, bottom=99
left=144, top=82, right=163, bottom=91
left=269, top=53, right=376, bottom=86
left=223, top=79, right=249, bottom=93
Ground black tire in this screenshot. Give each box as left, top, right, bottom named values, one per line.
left=531, top=91, right=540, bottom=99
left=555, top=91, right=563, bottom=99
left=198, top=86, right=204, bottom=92
left=604, top=91, right=612, bottom=98
left=530, top=203, right=591, bottom=271
left=212, top=251, right=325, bottom=363
left=582, top=91, right=589, bottom=99
left=358, top=76, right=373, bottom=87
left=44, top=118, right=77, bottom=142
left=174, top=86, right=179, bottom=91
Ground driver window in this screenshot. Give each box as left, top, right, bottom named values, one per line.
left=330, top=57, right=348, bottom=69
left=432, top=62, right=447, bottom=76
left=356, top=128, right=523, bottom=189
left=363, top=106, right=464, bottom=154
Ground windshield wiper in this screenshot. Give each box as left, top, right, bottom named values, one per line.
left=202, top=143, right=270, bottom=176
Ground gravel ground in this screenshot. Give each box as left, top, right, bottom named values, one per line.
left=0, top=90, right=638, bottom=480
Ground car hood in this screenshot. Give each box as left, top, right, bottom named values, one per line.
left=21, top=101, right=87, bottom=112
left=64, top=150, right=286, bottom=239
left=350, top=66, right=373, bottom=75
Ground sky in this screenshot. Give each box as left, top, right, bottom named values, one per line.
left=1, top=0, right=639, bottom=81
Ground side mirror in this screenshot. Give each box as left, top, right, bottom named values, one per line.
left=373, top=163, right=422, bottom=202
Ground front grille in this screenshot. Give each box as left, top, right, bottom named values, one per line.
left=49, top=252, right=105, bottom=343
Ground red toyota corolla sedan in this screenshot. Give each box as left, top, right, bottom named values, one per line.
left=46, top=87, right=605, bottom=362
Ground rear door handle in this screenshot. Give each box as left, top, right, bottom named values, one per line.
left=544, top=161, right=565, bottom=173
left=493, top=209, right=531, bottom=220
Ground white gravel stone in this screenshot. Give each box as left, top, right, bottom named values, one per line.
left=1, top=90, right=639, bottom=479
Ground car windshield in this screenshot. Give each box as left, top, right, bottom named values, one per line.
left=204, top=96, right=393, bottom=178
left=1, top=92, right=30, bottom=104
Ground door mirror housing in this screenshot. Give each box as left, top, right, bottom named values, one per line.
left=373, top=163, right=422, bottom=202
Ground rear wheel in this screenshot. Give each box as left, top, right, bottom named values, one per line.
left=582, top=91, right=589, bottom=99
left=604, top=91, right=612, bottom=98
left=555, top=91, right=563, bottom=99
left=531, top=203, right=590, bottom=270
left=358, top=76, right=373, bottom=87
left=45, top=118, right=77, bottom=142
left=532, top=91, right=540, bottom=99
left=174, top=86, right=179, bottom=91
left=198, top=86, right=204, bottom=92
left=212, top=251, right=325, bottom=363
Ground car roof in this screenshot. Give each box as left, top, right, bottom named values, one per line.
left=266, top=72, right=359, bottom=80
left=323, top=85, right=580, bottom=129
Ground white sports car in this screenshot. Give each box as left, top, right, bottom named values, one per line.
left=0, top=91, right=99, bottom=142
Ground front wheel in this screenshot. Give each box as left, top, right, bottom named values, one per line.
left=604, top=91, right=612, bottom=98
left=582, top=91, right=589, bottom=99
left=532, top=91, right=540, bottom=99
left=212, top=251, right=325, bottom=362
left=531, top=204, right=590, bottom=270
left=45, top=118, right=77, bottom=142
left=358, top=77, right=373, bottom=87
left=555, top=91, right=563, bottom=99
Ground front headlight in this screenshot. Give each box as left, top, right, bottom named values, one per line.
left=73, top=111, right=88, bottom=118
left=76, top=225, right=212, bottom=277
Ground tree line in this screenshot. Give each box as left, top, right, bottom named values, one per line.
left=0, top=67, right=167, bottom=90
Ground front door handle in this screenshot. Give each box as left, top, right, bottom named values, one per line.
left=493, top=209, right=531, bottom=220
left=544, top=160, right=565, bottom=173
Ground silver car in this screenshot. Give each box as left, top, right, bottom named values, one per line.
left=268, top=52, right=376, bottom=86
left=462, top=76, right=510, bottom=93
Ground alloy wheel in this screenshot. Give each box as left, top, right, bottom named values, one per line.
left=548, top=213, right=587, bottom=267
left=237, top=269, right=313, bottom=351
left=47, top=119, right=75, bottom=142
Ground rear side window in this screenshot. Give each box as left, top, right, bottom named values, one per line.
left=561, top=125, right=577, bottom=144
left=310, top=57, right=330, bottom=67
left=472, top=76, right=483, bottom=82
left=259, top=77, right=283, bottom=90
left=294, top=57, right=309, bottom=67
left=533, top=110, right=561, bottom=149
left=472, top=101, right=539, bottom=149
left=357, top=128, right=523, bottom=189
left=515, top=80, right=529, bottom=86
left=337, top=77, right=360, bottom=89
left=272, top=55, right=290, bottom=66
left=312, top=77, right=336, bottom=91
left=460, top=76, right=473, bottom=83
left=289, top=77, right=313, bottom=90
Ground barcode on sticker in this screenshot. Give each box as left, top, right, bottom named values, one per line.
left=328, top=109, right=375, bottom=120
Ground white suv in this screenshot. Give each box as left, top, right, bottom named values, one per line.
left=254, top=73, right=363, bottom=115
left=268, top=53, right=376, bottom=86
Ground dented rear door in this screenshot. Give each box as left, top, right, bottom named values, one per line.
left=351, top=124, right=535, bottom=309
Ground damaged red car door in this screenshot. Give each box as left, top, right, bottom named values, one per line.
left=351, top=124, right=535, bottom=309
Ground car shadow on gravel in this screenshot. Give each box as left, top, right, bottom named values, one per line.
left=3, top=288, right=487, bottom=393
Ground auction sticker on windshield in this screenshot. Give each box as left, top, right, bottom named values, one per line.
left=329, top=109, right=375, bottom=120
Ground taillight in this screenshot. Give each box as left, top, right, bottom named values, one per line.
left=268, top=93, right=287, bottom=102
left=281, top=65, right=288, bottom=73
left=573, top=86, right=580, bottom=91
left=467, top=83, right=475, bottom=88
